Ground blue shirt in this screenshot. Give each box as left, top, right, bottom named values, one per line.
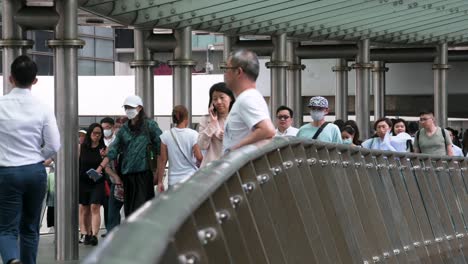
left=297, top=123, right=343, bottom=143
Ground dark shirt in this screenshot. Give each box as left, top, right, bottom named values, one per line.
left=79, top=143, right=105, bottom=187
left=107, top=119, right=162, bottom=174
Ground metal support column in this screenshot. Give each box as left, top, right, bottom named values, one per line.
left=131, top=29, right=157, bottom=118
left=353, top=39, right=373, bottom=139
left=47, top=0, right=84, bottom=260
left=286, top=40, right=305, bottom=127
left=372, top=61, right=388, bottom=121
left=168, top=27, right=196, bottom=127
left=433, top=43, right=450, bottom=128
left=222, top=35, right=235, bottom=81
left=0, top=0, right=32, bottom=94
left=332, top=59, right=350, bottom=121
left=267, top=33, right=288, bottom=119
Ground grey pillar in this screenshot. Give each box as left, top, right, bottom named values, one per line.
left=267, top=33, right=288, bottom=118
left=433, top=43, right=450, bottom=128
left=372, top=61, right=388, bottom=121
left=1, top=0, right=31, bottom=94
left=354, top=39, right=372, bottom=139
left=169, top=27, right=196, bottom=127
left=222, top=35, right=234, bottom=81
left=332, top=58, right=350, bottom=121
left=286, top=40, right=305, bottom=127
left=47, top=0, right=84, bottom=260
left=131, top=29, right=156, bottom=118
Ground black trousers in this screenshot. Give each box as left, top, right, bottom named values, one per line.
left=121, top=171, right=155, bottom=216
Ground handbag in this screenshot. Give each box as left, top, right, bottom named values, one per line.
left=143, top=119, right=158, bottom=172
left=113, top=184, right=124, bottom=202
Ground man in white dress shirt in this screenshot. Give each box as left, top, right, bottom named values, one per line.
left=0, top=56, right=60, bottom=264
left=275, top=105, right=299, bottom=137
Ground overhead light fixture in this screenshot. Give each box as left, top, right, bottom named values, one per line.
left=26, top=0, right=54, bottom=7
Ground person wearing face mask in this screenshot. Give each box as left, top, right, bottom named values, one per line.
left=96, top=95, right=162, bottom=217
left=98, top=117, right=124, bottom=237
left=341, top=125, right=358, bottom=146
left=297, top=96, right=342, bottom=143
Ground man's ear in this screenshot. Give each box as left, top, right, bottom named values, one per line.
left=8, top=76, right=16, bottom=86
left=32, top=78, right=38, bottom=85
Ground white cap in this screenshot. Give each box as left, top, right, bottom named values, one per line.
left=123, top=95, right=143, bottom=108
left=79, top=130, right=87, bottom=134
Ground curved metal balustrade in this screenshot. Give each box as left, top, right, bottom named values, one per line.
left=83, top=137, right=468, bottom=264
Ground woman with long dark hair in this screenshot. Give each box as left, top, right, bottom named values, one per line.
left=97, top=95, right=162, bottom=216
left=198, top=82, right=235, bottom=167
left=79, top=123, right=105, bottom=246
left=361, top=118, right=396, bottom=151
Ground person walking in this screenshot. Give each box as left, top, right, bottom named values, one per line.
left=157, top=105, right=203, bottom=191
left=0, top=55, right=60, bottom=264
left=413, top=110, right=453, bottom=156
left=97, top=95, right=162, bottom=216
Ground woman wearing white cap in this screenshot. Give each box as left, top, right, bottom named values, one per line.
left=96, top=95, right=162, bottom=216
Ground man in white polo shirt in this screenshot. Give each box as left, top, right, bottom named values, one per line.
left=222, top=49, right=275, bottom=152
left=0, top=56, right=60, bottom=264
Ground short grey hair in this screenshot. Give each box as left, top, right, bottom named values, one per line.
left=229, top=49, right=259, bottom=82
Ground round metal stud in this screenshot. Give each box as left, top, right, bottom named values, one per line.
left=403, top=245, right=410, bottom=251
left=383, top=252, right=390, bottom=259
left=283, top=161, right=294, bottom=169
left=330, top=160, right=338, bottom=167
left=411, top=165, right=421, bottom=171
left=319, top=160, right=329, bottom=167
left=229, top=195, right=242, bottom=208
left=256, top=174, right=270, bottom=185
left=271, top=166, right=282, bottom=175
left=355, top=162, right=362, bottom=168
left=295, top=158, right=304, bottom=167
left=341, top=161, right=349, bottom=167
left=424, top=240, right=431, bottom=246
left=216, top=210, right=230, bottom=224
left=393, top=249, right=401, bottom=255
left=413, top=241, right=421, bottom=248
left=435, top=237, right=443, bottom=243
left=365, top=163, right=374, bottom=169
left=307, top=158, right=317, bottom=165
left=179, top=253, right=198, bottom=264
left=456, top=233, right=464, bottom=239
left=242, top=182, right=255, bottom=194
left=197, top=227, right=217, bottom=244
left=372, top=256, right=381, bottom=263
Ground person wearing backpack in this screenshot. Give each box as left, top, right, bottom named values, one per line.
left=413, top=110, right=454, bottom=156
left=297, top=96, right=342, bottom=143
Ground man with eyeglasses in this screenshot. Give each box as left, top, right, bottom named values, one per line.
left=297, top=96, right=342, bottom=143
left=275, top=106, right=299, bottom=137
left=413, top=110, right=453, bottom=156
left=222, top=49, right=275, bottom=152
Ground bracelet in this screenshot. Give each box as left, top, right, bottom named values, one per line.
left=98, top=164, right=104, bottom=169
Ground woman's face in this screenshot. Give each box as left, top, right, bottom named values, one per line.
left=376, top=121, right=390, bottom=138
left=211, top=91, right=232, bottom=115
left=341, top=131, right=354, bottom=141
left=90, top=126, right=102, bottom=143
left=393, top=121, right=406, bottom=135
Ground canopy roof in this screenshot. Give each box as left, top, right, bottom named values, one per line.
left=79, top=0, right=468, bottom=45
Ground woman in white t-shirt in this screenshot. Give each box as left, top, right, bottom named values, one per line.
left=156, top=105, right=203, bottom=192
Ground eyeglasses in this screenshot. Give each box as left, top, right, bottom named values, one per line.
left=419, top=117, right=432, bottom=122
left=220, top=66, right=239, bottom=73
left=276, top=115, right=290, bottom=120
left=92, top=132, right=102, bottom=136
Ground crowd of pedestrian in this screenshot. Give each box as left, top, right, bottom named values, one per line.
left=2, top=51, right=468, bottom=264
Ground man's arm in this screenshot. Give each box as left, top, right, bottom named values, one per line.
left=446, top=144, right=454, bottom=156
left=42, top=111, right=61, bottom=159
left=231, top=119, right=275, bottom=150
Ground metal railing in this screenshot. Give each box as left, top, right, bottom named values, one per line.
left=83, top=137, right=468, bottom=263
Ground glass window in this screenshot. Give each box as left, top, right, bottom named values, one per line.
left=79, top=37, right=95, bottom=58
left=79, top=26, right=94, bottom=35
left=34, top=55, right=54, bottom=75
left=96, top=61, right=114, bottom=75
left=78, top=59, right=95, bottom=75
left=95, top=39, right=114, bottom=59
left=34, top=31, right=53, bottom=52
left=95, top=27, right=113, bottom=38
